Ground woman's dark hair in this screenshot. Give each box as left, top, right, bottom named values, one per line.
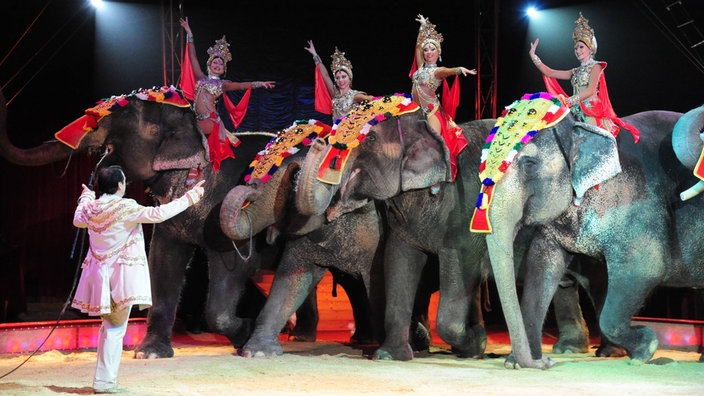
left=97, top=165, right=125, bottom=194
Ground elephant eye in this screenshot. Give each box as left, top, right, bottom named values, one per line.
left=519, top=156, right=539, bottom=179
left=365, top=131, right=377, bottom=142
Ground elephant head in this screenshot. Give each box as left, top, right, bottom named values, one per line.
left=296, top=94, right=451, bottom=219
left=0, top=87, right=206, bottom=192
left=471, top=93, right=622, bottom=369
left=672, top=104, right=704, bottom=200
left=220, top=120, right=329, bottom=243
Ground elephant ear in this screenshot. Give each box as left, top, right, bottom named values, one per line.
left=401, top=117, right=452, bottom=190
left=149, top=103, right=208, bottom=171
left=571, top=122, right=622, bottom=205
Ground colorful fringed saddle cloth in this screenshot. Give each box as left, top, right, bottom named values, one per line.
left=316, top=93, right=419, bottom=185
left=245, top=119, right=331, bottom=184
left=470, top=92, right=570, bottom=233
left=55, top=86, right=190, bottom=149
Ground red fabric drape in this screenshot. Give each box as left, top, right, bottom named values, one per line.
left=179, top=46, right=196, bottom=101
left=314, top=65, right=332, bottom=115
left=223, top=88, right=252, bottom=129
left=441, top=76, right=460, bottom=120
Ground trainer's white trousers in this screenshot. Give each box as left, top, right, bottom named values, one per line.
left=93, top=306, right=131, bottom=391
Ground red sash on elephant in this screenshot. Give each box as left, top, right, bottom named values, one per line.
left=470, top=92, right=570, bottom=233
left=316, top=93, right=419, bottom=185
left=55, top=86, right=191, bottom=149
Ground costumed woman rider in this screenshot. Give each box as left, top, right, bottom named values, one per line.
left=305, top=40, right=374, bottom=122
left=410, top=14, right=477, bottom=181
left=180, top=17, right=276, bottom=172
left=528, top=12, right=639, bottom=141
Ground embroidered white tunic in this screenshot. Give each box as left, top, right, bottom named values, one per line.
left=71, top=191, right=193, bottom=316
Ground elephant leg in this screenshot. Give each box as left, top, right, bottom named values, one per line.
left=329, top=268, right=375, bottom=345
left=436, top=248, right=486, bottom=358
left=204, top=250, right=259, bottom=349
left=240, top=261, right=327, bottom=357
left=521, top=235, right=569, bottom=361
left=373, top=240, right=426, bottom=361
left=597, top=264, right=660, bottom=362
left=409, top=261, right=437, bottom=352
left=288, top=287, right=319, bottom=342
left=551, top=274, right=589, bottom=354
left=135, top=233, right=195, bottom=359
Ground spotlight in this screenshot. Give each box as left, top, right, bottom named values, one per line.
left=90, top=0, right=104, bottom=9
left=526, top=7, right=540, bottom=19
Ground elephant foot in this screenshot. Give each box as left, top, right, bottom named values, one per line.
left=409, top=322, right=431, bottom=352
left=372, top=343, right=413, bottom=361
left=504, top=353, right=555, bottom=370
left=134, top=334, right=174, bottom=359
left=553, top=337, right=589, bottom=354
left=349, top=331, right=377, bottom=347
left=288, top=319, right=317, bottom=342
left=604, top=325, right=657, bottom=362
left=239, top=336, right=284, bottom=358
left=450, top=325, right=487, bottom=358
left=595, top=342, right=627, bottom=358
left=290, top=333, right=316, bottom=342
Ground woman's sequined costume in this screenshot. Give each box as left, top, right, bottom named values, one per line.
left=193, top=76, right=239, bottom=171
left=412, top=64, right=467, bottom=180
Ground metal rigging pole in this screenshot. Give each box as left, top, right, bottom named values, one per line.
left=475, top=0, right=499, bottom=119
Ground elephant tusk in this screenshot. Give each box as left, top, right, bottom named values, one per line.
left=680, top=180, right=704, bottom=201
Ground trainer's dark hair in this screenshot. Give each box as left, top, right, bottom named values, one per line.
left=97, top=165, right=125, bottom=195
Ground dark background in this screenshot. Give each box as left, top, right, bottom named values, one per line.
left=1, top=0, right=703, bottom=322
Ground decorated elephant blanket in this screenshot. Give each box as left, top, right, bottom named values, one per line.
left=55, top=86, right=190, bottom=149
left=316, top=93, right=420, bottom=185
left=470, top=92, right=570, bottom=233
left=245, top=119, right=331, bottom=184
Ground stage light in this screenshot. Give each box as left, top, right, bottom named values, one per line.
left=526, top=7, right=540, bottom=19
left=90, top=0, right=104, bottom=9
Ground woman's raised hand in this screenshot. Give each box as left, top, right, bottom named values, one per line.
left=529, top=38, right=540, bottom=57
left=415, top=14, right=428, bottom=25
left=179, top=17, right=192, bottom=35
left=304, top=40, right=317, bottom=56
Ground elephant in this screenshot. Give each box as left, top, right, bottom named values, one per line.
left=0, top=86, right=321, bottom=358
left=293, top=94, right=497, bottom=360
left=218, top=120, right=436, bottom=357
left=474, top=92, right=704, bottom=369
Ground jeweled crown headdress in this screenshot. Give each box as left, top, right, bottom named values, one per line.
left=330, top=47, right=353, bottom=80
left=572, top=13, right=597, bottom=54
left=418, top=18, right=444, bottom=55
left=207, top=35, right=232, bottom=71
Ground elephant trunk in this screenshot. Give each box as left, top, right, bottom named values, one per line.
left=295, top=138, right=338, bottom=216
left=672, top=104, right=704, bottom=170
left=220, top=183, right=267, bottom=241
left=0, top=89, right=76, bottom=166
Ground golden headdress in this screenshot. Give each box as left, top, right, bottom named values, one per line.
left=418, top=18, right=444, bottom=55
left=207, top=35, right=232, bottom=71
left=572, top=13, right=597, bottom=54
left=330, top=47, right=353, bottom=80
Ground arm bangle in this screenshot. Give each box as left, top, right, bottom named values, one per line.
left=531, top=55, right=541, bottom=66
left=186, top=34, right=193, bottom=43
left=252, top=81, right=263, bottom=89
left=313, top=55, right=322, bottom=65
left=456, top=67, right=462, bottom=76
